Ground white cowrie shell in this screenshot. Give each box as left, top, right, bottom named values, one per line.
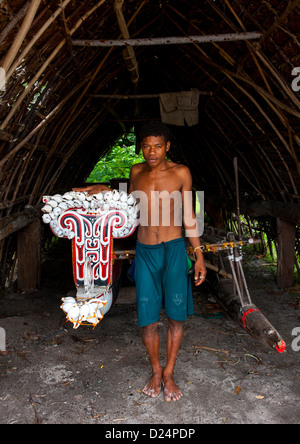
left=120, top=192, right=128, bottom=202
left=73, top=199, right=82, bottom=207
left=48, top=200, right=58, bottom=208
left=94, top=192, right=104, bottom=200
left=41, top=204, right=52, bottom=213
left=113, top=191, right=120, bottom=201
left=68, top=231, right=75, bottom=239
left=53, top=194, right=63, bottom=203
left=120, top=202, right=127, bottom=210
left=79, top=304, right=90, bottom=321
left=53, top=207, right=61, bottom=216
left=104, top=191, right=113, bottom=201
left=76, top=192, right=86, bottom=201
left=82, top=200, right=90, bottom=209
left=62, top=297, right=76, bottom=304
left=62, top=193, right=72, bottom=200
left=127, top=195, right=135, bottom=205
left=68, top=305, right=80, bottom=322
left=58, top=202, right=68, bottom=210
left=42, top=195, right=51, bottom=203
left=61, top=302, right=75, bottom=314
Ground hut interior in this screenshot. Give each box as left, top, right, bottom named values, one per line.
left=0, top=0, right=299, bottom=296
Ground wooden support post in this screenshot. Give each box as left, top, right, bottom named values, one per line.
left=17, top=219, right=41, bottom=292
left=277, top=218, right=296, bottom=289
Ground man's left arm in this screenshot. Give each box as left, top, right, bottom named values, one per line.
left=181, top=166, right=207, bottom=286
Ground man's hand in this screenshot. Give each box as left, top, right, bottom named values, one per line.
left=194, top=258, right=207, bottom=286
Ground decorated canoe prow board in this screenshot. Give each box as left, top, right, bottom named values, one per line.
left=41, top=190, right=138, bottom=329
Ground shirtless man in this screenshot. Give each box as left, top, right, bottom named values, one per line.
left=74, top=121, right=206, bottom=401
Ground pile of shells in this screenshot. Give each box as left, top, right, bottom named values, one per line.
left=41, top=190, right=137, bottom=238
left=60, top=296, right=107, bottom=329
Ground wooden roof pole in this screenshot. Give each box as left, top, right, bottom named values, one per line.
left=6, top=0, right=72, bottom=82
left=1, top=0, right=41, bottom=73
left=114, top=0, right=139, bottom=85
left=0, top=0, right=107, bottom=131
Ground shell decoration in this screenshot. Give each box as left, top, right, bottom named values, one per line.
left=41, top=190, right=137, bottom=239
left=41, top=190, right=137, bottom=329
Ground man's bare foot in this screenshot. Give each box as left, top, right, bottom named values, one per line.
left=142, top=370, right=163, bottom=398
left=163, top=374, right=183, bottom=402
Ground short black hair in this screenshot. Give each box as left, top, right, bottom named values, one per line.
left=139, top=121, right=171, bottom=144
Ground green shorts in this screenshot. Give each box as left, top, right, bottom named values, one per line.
left=135, top=237, right=194, bottom=327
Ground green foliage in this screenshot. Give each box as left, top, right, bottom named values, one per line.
left=86, top=133, right=144, bottom=183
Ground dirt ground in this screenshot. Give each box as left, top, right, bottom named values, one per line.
left=1, top=252, right=300, bottom=425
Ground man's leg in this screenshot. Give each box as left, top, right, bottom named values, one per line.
left=163, top=318, right=184, bottom=401
left=142, top=322, right=163, bottom=398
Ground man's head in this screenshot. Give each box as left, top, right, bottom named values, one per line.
left=139, top=122, right=171, bottom=168
left=139, top=121, right=171, bottom=145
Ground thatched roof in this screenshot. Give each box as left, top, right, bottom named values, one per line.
left=0, top=0, right=299, bottom=226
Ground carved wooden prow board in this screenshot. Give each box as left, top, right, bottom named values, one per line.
left=41, top=190, right=137, bottom=328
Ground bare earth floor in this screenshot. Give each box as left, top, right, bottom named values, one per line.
left=1, top=256, right=300, bottom=425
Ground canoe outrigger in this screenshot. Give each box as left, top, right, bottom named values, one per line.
left=41, top=190, right=286, bottom=353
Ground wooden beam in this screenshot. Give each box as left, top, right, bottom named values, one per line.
left=205, top=194, right=300, bottom=226
left=90, top=92, right=212, bottom=98
left=244, top=200, right=300, bottom=225
left=1, top=0, right=41, bottom=73
left=72, top=31, right=262, bottom=47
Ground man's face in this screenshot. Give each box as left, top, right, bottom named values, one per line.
left=141, top=136, right=170, bottom=167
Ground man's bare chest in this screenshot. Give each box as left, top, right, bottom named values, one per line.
left=133, top=171, right=182, bottom=195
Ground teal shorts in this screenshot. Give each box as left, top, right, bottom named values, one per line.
left=135, top=237, right=194, bottom=327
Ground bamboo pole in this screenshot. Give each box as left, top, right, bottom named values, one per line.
left=1, top=0, right=41, bottom=73
left=0, top=80, right=87, bottom=169
left=45, top=0, right=146, bottom=159
left=71, top=31, right=262, bottom=47
left=114, top=0, right=139, bottom=85
left=0, top=1, right=30, bottom=44
left=0, top=0, right=107, bottom=130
